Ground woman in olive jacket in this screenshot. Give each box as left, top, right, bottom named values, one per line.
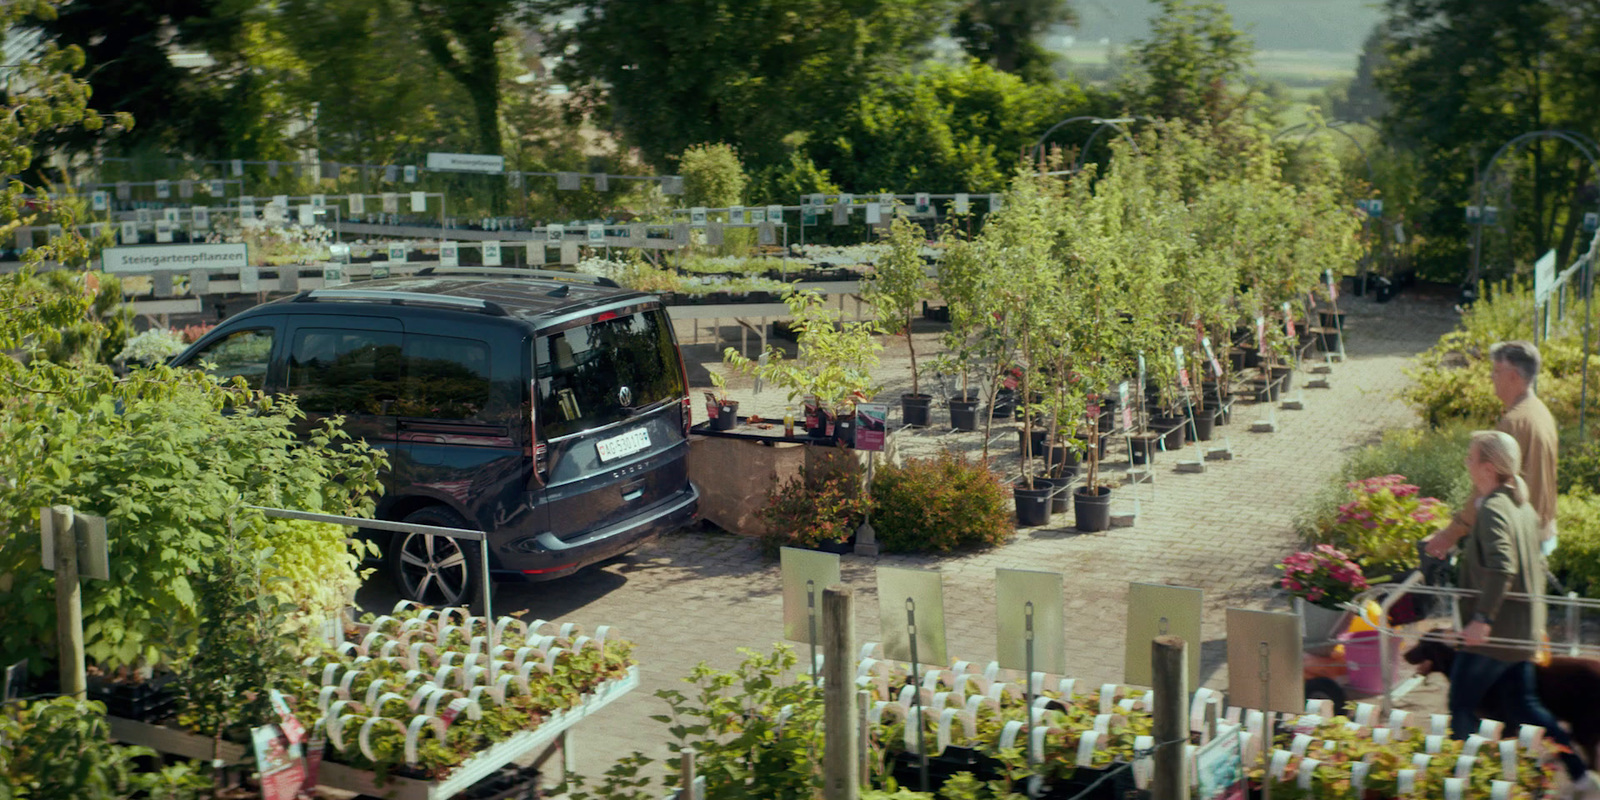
left=1452, top=430, right=1593, bottom=788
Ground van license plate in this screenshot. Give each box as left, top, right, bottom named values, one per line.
left=596, top=427, right=652, bottom=462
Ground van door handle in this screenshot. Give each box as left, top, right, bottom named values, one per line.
left=622, top=489, right=644, bottom=502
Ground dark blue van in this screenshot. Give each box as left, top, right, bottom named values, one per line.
left=172, top=268, right=699, bottom=604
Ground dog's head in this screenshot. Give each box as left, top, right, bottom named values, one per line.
left=1403, top=629, right=1458, bottom=677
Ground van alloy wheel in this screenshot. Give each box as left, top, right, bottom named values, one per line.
left=395, top=533, right=470, bottom=605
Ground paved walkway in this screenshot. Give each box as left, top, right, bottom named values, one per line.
left=437, top=290, right=1464, bottom=774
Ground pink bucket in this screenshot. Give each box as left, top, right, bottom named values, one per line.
left=1341, top=630, right=1388, bottom=694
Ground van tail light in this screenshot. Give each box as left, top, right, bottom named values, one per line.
left=676, top=343, right=692, bottom=439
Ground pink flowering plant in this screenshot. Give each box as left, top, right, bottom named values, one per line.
left=1277, top=545, right=1370, bottom=608
left=1323, top=474, right=1449, bottom=579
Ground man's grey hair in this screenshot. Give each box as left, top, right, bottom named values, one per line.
left=1489, top=340, right=1541, bottom=383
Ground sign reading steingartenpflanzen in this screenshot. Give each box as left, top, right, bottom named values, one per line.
left=425, top=151, right=505, bottom=174
left=102, top=243, right=249, bottom=273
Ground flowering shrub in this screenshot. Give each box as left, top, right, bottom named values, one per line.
left=1323, top=474, right=1448, bottom=579
left=757, top=458, right=867, bottom=555
left=114, top=328, right=186, bottom=365
left=1277, top=545, right=1370, bottom=608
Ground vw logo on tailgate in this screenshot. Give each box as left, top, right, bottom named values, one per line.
left=618, top=385, right=633, bottom=407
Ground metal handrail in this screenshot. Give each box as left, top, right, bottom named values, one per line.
left=1343, top=573, right=1599, bottom=715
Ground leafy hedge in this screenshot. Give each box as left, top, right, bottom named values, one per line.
left=870, top=452, right=1012, bottom=553
left=1552, top=492, right=1600, bottom=599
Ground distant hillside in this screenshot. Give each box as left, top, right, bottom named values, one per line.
left=1059, top=0, right=1382, bottom=56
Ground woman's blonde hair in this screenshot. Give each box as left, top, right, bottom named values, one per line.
left=1470, top=430, right=1527, bottom=506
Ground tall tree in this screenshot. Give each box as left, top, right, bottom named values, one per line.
left=951, top=0, right=1077, bottom=83
left=409, top=0, right=518, bottom=157
left=1120, top=0, right=1254, bottom=126
left=540, top=0, right=956, bottom=176
left=1375, top=0, right=1599, bottom=280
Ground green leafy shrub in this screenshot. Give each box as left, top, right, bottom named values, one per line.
left=1558, top=433, right=1600, bottom=495
left=870, top=452, right=1012, bottom=553
left=0, top=697, right=208, bottom=800
left=1314, top=475, right=1448, bottom=579
left=1295, top=425, right=1472, bottom=543
left=1552, top=491, right=1600, bottom=599
left=757, top=458, right=868, bottom=555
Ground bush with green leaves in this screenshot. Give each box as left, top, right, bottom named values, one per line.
left=0, top=697, right=209, bottom=800
left=1295, top=424, right=1473, bottom=544
left=1552, top=491, right=1600, bottom=599
left=757, top=457, right=868, bottom=556
left=871, top=452, right=1012, bottom=553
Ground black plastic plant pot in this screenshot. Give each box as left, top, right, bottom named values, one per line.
left=1130, top=434, right=1158, bottom=465
left=1019, top=427, right=1049, bottom=455
left=1319, top=311, right=1346, bottom=330
left=1013, top=481, right=1053, bottom=527
left=990, top=389, right=1017, bottom=419
left=949, top=398, right=980, bottom=431
left=710, top=401, right=739, bottom=431
left=1034, top=474, right=1072, bottom=514
left=805, top=408, right=831, bottom=439
left=1073, top=485, right=1113, bottom=533
left=1271, top=365, right=1294, bottom=393
left=1317, top=329, right=1342, bottom=353
left=1153, top=417, right=1186, bottom=451
left=901, top=393, right=934, bottom=427
left=1046, top=441, right=1082, bottom=470
left=834, top=417, right=856, bottom=448
left=1191, top=408, right=1216, bottom=441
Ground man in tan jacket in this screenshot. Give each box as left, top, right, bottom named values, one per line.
left=1425, top=340, right=1560, bottom=559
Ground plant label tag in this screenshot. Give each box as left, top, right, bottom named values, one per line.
left=1290, top=734, right=1312, bottom=756
left=865, top=203, right=881, bottom=224
left=1463, top=735, right=1486, bottom=758
left=440, top=242, right=459, bottom=267
left=120, top=221, right=137, bottom=243
left=1282, top=302, right=1296, bottom=337
left=1255, top=317, right=1266, bottom=351
left=482, top=241, right=502, bottom=266
left=1425, top=734, right=1443, bottom=754
left=1202, top=338, right=1222, bottom=376
left=989, top=193, right=1002, bottom=210
left=1491, top=781, right=1512, bottom=800
left=389, top=244, right=406, bottom=262
left=1122, top=405, right=1132, bottom=430
left=92, top=191, right=108, bottom=211
left=1477, top=719, right=1504, bottom=739
left=250, top=724, right=305, bottom=800
left=1430, top=714, right=1450, bottom=735
left=348, top=193, right=365, bottom=214
left=1087, top=403, right=1100, bottom=419
left=155, top=221, right=174, bottom=243
left=156, top=179, right=171, bottom=198
left=767, top=205, right=784, bottom=224
left=192, top=207, right=209, bottom=229
left=1352, top=762, right=1369, bottom=792
left=301, top=735, right=325, bottom=793
left=382, top=193, right=398, bottom=213
left=914, top=193, right=931, bottom=214
left=1098, top=684, right=1117, bottom=714
left=1372, top=728, right=1391, bottom=744
left=1499, top=739, right=1517, bottom=779
left=1075, top=729, right=1100, bottom=767
left=954, top=193, right=969, bottom=214
left=441, top=697, right=469, bottom=726
left=1269, top=749, right=1290, bottom=780
left=410, top=191, right=426, bottom=212
left=269, top=689, right=307, bottom=745
left=1179, top=369, right=1190, bottom=388
left=1397, top=769, right=1416, bottom=795
left=1454, top=755, right=1475, bottom=779
left=1412, top=753, right=1431, bottom=772
left=1326, top=269, right=1338, bottom=301
left=210, top=179, right=225, bottom=196
left=1518, top=724, right=1544, bottom=751
left=1298, top=758, right=1320, bottom=789
left=404, top=165, right=417, bottom=183
left=298, top=204, right=314, bottom=226
left=1444, top=777, right=1464, bottom=800
left=231, top=159, right=244, bottom=176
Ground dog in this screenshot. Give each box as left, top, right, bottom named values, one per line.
left=1404, top=634, right=1600, bottom=766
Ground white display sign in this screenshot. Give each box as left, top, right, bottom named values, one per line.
left=155, top=180, right=171, bottom=199
left=102, top=243, right=249, bottom=273
left=154, top=221, right=174, bottom=243
left=482, top=240, right=502, bottom=266
left=547, top=223, right=564, bottom=242
left=298, top=205, right=314, bottom=226
left=91, top=191, right=108, bottom=211
left=1534, top=249, right=1557, bottom=305
left=192, top=207, right=210, bottom=229
left=588, top=224, right=605, bottom=243
left=120, top=221, right=137, bottom=243
left=348, top=194, right=365, bottom=214
left=403, top=165, right=417, bottom=183
left=425, top=152, right=505, bottom=174
left=439, top=242, right=459, bottom=267
left=410, top=191, right=426, bottom=212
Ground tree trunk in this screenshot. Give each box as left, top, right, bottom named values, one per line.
left=906, top=312, right=918, bottom=397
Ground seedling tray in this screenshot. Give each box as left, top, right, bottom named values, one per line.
left=315, top=665, right=638, bottom=800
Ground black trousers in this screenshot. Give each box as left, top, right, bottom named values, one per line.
left=1450, top=652, right=1587, bottom=780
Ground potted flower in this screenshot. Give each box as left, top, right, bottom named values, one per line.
left=1276, top=544, right=1370, bottom=641
left=861, top=216, right=935, bottom=426
left=704, top=371, right=739, bottom=432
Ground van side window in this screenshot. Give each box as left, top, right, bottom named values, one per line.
left=190, top=328, right=274, bottom=390
left=398, top=334, right=492, bottom=420
left=288, top=328, right=402, bottom=414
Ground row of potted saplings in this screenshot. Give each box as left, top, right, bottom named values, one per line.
left=849, top=656, right=1556, bottom=799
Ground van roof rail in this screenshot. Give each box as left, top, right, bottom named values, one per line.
left=292, top=288, right=509, bottom=316
left=415, top=265, right=621, bottom=288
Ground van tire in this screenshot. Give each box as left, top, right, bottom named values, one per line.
left=385, top=506, right=480, bottom=607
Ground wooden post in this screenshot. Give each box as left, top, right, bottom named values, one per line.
left=1152, top=635, right=1188, bottom=800
left=679, top=749, right=696, bottom=800
left=822, top=585, right=859, bottom=800
left=50, top=505, right=86, bottom=700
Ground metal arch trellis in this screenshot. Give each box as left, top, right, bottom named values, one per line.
left=1460, top=130, right=1600, bottom=439
left=1031, top=116, right=1141, bottom=175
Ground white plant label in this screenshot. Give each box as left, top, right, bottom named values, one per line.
left=410, top=191, right=426, bottom=212
left=120, top=221, right=137, bottom=243
left=440, top=242, right=460, bottom=267
left=210, top=179, right=225, bottom=196
left=482, top=241, right=502, bottom=266
left=954, top=193, right=969, bottom=214
left=404, top=165, right=417, bottom=183
left=382, top=193, right=398, bottom=213
left=92, top=191, right=108, bottom=211
left=767, top=205, right=784, bottom=223
left=156, top=179, right=171, bottom=199
left=547, top=223, right=564, bottom=242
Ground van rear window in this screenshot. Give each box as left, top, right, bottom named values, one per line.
left=535, top=308, right=683, bottom=439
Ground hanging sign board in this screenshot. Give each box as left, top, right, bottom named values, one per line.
left=547, top=223, right=564, bottom=242
left=92, top=191, right=108, bottom=211
left=102, top=243, right=249, bottom=273
left=876, top=566, right=947, bottom=664
left=1225, top=608, right=1303, bottom=713
left=995, top=568, right=1065, bottom=675
left=854, top=403, right=888, bottom=451
left=439, top=242, right=459, bottom=267
left=1124, top=583, right=1201, bottom=686
left=403, top=165, right=418, bottom=183
left=482, top=241, right=502, bottom=266
left=588, top=224, right=605, bottom=244
left=425, top=152, right=505, bottom=174
left=780, top=547, right=841, bottom=644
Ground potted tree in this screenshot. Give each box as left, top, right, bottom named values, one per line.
left=862, top=216, right=935, bottom=427
left=724, top=288, right=882, bottom=447
left=932, top=225, right=996, bottom=435
left=704, top=371, right=739, bottom=431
